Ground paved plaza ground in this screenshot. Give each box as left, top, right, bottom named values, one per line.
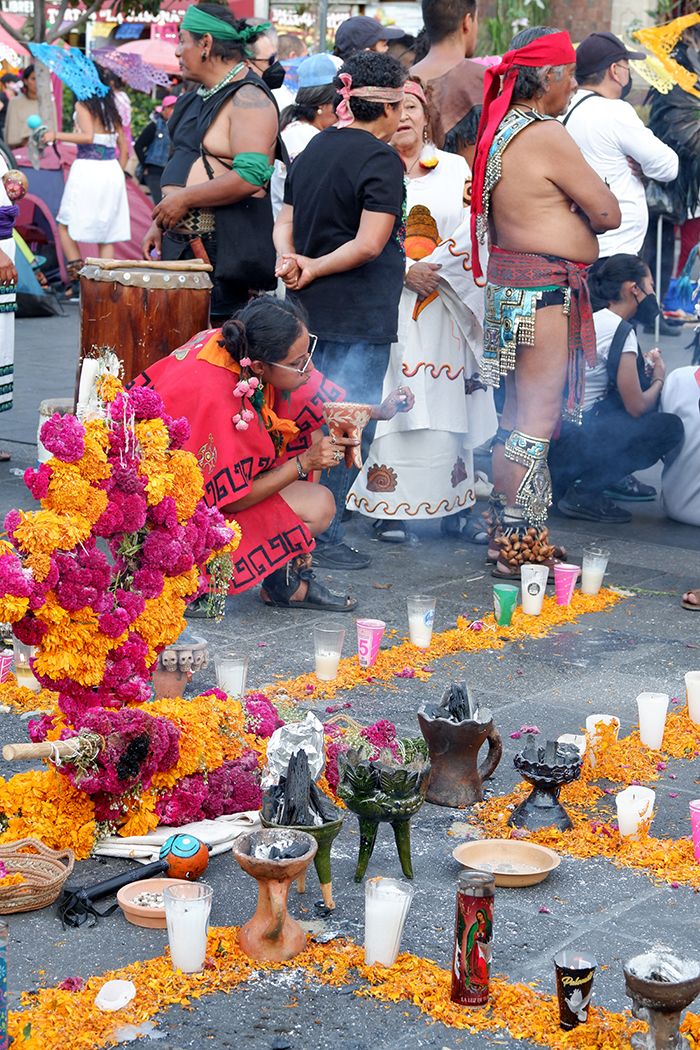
left=1, top=310, right=700, bottom=1049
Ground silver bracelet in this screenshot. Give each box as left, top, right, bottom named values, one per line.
left=296, top=455, right=308, bottom=480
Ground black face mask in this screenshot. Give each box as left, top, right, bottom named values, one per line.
left=620, top=77, right=632, bottom=99
left=262, top=61, right=285, bottom=90
left=634, top=290, right=661, bottom=326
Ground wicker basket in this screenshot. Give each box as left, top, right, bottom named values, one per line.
left=0, top=839, right=75, bottom=914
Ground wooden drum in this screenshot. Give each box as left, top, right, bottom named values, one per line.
left=78, top=258, right=213, bottom=388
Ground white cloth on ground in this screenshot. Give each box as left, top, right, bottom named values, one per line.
left=659, top=365, right=700, bottom=526
left=583, top=307, right=638, bottom=412
left=94, top=810, right=262, bottom=863
left=562, top=91, right=678, bottom=256
left=349, top=150, right=497, bottom=520
left=57, top=130, right=130, bottom=243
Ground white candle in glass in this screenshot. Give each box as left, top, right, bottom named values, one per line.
left=164, top=883, right=213, bottom=973
left=315, top=652, right=341, bottom=681
left=615, top=786, right=655, bottom=840
left=364, top=877, right=414, bottom=967
left=408, top=614, right=433, bottom=649
left=580, top=546, right=610, bottom=597
left=214, top=655, right=249, bottom=697
left=636, top=692, right=668, bottom=750
left=685, top=672, right=700, bottom=726
left=585, top=715, right=620, bottom=768
left=12, top=641, right=40, bottom=693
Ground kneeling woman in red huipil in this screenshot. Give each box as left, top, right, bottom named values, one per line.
left=132, top=296, right=412, bottom=614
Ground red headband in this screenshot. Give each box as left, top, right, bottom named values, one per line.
left=470, top=31, right=576, bottom=278
left=404, top=80, right=427, bottom=105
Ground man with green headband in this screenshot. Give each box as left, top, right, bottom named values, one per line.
left=141, top=2, right=283, bottom=321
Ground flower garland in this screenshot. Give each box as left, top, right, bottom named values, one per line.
left=8, top=928, right=677, bottom=1050
left=0, top=377, right=240, bottom=834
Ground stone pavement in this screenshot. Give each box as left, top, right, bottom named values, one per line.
left=1, top=312, right=700, bottom=1049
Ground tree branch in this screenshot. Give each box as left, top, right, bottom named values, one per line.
left=45, top=0, right=70, bottom=43
left=49, top=0, right=109, bottom=41
left=0, top=11, right=29, bottom=49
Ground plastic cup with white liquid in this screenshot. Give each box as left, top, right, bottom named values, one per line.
left=685, top=671, right=700, bottom=726
left=406, top=595, right=435, bottom=650
left=581, top=546, right=610, bottom=596
left=313, top=622, right=346, bottom=681
left=521, top=564, right=549, bottom=616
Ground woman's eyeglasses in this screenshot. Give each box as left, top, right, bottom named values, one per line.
left=271, top=334, right=317, bottom=375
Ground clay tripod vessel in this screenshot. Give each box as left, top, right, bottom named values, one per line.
left=417, top=706, right=502, bottom=807
left=624, top=951, right=700, bottom=1050
left=232, top=829, right=317, bottom=962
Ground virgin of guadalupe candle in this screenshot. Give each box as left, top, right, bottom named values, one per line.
left=451, top=870, right=495, bottom=1007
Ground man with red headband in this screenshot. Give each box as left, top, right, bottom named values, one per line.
left=470, top=26, right=620, bottom=578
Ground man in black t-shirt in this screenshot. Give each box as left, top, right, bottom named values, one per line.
left=274, top=51, right=407, bottom=570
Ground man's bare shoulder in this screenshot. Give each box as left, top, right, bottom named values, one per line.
left=505, top=115, right=577, bottom=155
left=232, top=83, right=275, bottom=110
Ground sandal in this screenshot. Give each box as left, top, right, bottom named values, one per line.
left=491, top=525, right=557, bottom=582
left=483, top=492, right=507, bottom=563
left=681, top=589, right=700, bottom=611
left=441, top=510, right=488, bottom=544
left=261, top=561, right=357, bottom=613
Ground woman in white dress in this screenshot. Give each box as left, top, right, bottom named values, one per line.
left=348, top=80, right=496, bottom=542
left=43, top=69, right=130, bottom=298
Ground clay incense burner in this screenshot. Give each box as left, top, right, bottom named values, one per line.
left=152, top=628, right=208, bottom=700
left=322, top=402, right=372, bottom=469
left=508, top=737, right=581, bottom=832
left=232, top=829, right=317, bottom=962
left=624, top=950, right=700, bottom=1050
left=418, top=681, right=502, bottom=807
left=336, top=747, right=431, bottom=881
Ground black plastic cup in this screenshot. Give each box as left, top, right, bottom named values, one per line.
left=553, top=950, right=597, bottom=1030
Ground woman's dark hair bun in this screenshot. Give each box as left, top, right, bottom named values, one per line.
left=220, top=295, right=309, bottom=367
left=220, top=318, right=249, bottom=361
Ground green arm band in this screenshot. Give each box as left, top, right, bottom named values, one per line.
left=181, top=7, right=271, bottom=42
left=232, top=152, right=275, bottom=188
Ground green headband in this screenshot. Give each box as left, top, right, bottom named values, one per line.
left=180, top=7, right=271, bottom=42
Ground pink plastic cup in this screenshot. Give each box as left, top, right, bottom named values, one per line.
left=690, top=800, right=700, bottom=862
left=0, top=650, right=11, bottom=684
left=554, top=563, right=579, bottom=606
left=357, top=619, right=386, bottom=668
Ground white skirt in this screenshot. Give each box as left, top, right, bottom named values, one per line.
left=0, top=236, right=15, bottom=413
left=57, top=158, right=131, bottom=244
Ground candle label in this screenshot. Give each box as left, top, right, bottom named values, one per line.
left=451, top=891, right=493, bottom=1006
left=0, top=950, right=7, bottom=1050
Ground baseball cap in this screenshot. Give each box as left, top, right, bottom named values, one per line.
left=297, top=53, right=337, bottom=87
left=161, top=95, right=178, bottom=107
left=334, top=15, right=405, bottom=61
left=575, top=31, right=645, bottom=78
